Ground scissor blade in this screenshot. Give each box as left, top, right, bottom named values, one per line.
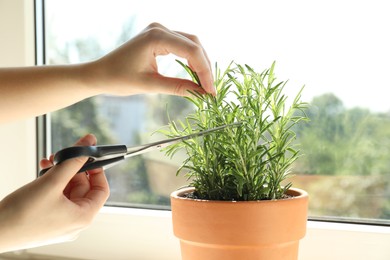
left=124, top=122, right=241, bottom=158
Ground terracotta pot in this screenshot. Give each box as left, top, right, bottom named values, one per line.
left=170, top=187, right=308, bottom=260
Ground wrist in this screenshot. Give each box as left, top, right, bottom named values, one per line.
left=77, top=61, right=106, bottom=96
left=0, top=199, right=19, bottom=253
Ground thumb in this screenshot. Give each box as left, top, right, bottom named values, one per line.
left=45, top=134, right=97, bottom=186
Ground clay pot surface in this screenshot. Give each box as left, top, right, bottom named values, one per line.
left=171, top=187, right=308, bottom=260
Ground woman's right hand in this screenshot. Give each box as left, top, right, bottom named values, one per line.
left=88, top=22, right=216, bottom=97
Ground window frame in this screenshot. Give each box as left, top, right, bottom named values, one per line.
left=2, top=0, right=383, bottom=259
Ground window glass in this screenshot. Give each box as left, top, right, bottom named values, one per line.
left=45, top=0, right=390, bottom=223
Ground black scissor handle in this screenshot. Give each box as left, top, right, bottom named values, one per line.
left=39, top=156, right=125, bottom=176
left=39, top=145, right=128, bottom=176
left=53, top=145, right=127, bottom=164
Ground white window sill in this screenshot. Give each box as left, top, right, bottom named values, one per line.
left=17, top=206, right=390, bottom=260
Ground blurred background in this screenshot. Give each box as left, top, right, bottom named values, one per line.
left=45, top=0, right=389, bottom=223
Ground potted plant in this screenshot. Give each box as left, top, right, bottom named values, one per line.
left=159, top=60, right=309, bottom=260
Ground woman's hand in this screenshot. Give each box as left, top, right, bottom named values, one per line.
left=89, top=22, right=216, bottom=96
left=0, top=22, right=215, bottom=123
left=0, top=134, right=109, bottom=253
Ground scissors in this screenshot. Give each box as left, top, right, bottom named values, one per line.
left=39, top=122, right=241, bottom=176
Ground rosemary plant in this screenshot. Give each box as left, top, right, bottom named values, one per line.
left=160, top=61, right=308, bottom=201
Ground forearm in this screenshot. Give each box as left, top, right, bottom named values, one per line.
left=0, top=62, right=102, bottom=124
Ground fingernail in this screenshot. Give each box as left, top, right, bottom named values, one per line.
left=212, top=86, right=217, bottom=96
left=209, top=84, right=217, bottom=96
left=76, top=134, right=95, bottom=146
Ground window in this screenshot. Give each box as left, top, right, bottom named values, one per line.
left=42, top=0, right=390, bottom=225
left=0, top=0, right=384, bottom=259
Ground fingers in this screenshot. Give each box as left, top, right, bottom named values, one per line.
left=143, top=23, right=216, bottom=95
left=40, top=158, right=53, bottom=169
left=44, top=134, right=97, bottom=187
left=63, top=172, right=89, bottom=199
left=72, top=133, right=97, bottom=147
left=143, top=74, right=207, bottom=96
left=84, top=168, right=110, bottom=211
left=66, top=166, right=108, bottom=203
left=174, top=30, right=214, bottom=92
left=176, top=31, right=212, bottom=68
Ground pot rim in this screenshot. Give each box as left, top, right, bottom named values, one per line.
left=170, top=186, right=308, bottom=203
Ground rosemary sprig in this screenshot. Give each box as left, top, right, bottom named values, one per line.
left=159, top=61, right=308, bottom=201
